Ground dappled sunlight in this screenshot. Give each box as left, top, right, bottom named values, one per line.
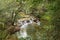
left=0, top=0, right=59, bottom=40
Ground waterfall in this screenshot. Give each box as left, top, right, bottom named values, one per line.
left=16, top=20, right=31, bottom=38
left=16, top=19, right=41, bottom=39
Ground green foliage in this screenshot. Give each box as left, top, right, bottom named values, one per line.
left=0, top=0, right=60, bottom=40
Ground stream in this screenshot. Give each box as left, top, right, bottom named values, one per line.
left=16, top=18, right=41, bottom=39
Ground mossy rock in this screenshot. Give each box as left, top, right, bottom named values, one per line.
left=6, top=34, right=18, bottom=40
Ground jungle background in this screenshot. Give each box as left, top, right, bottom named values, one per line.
left=0, top=0, right=60, bottom=40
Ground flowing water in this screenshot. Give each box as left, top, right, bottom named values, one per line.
left=16, top=19, right=41, bottom=39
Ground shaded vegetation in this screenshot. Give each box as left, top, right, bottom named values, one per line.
left=0, top=0, right=60, bottom=40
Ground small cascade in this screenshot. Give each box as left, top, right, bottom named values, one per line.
left=16, top=18, right=41, bottom=39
